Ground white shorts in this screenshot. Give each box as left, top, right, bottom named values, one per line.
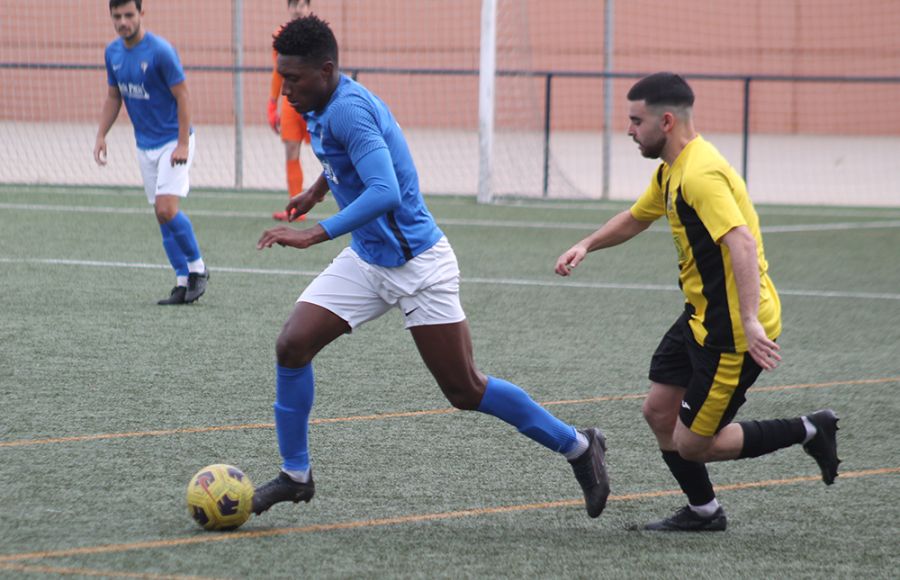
left=298, top=237, right=467, bottom=330
left=137, top=133, right=196, bottom=204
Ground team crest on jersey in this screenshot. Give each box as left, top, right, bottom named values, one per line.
left=141, top=61, right=149, bottom=74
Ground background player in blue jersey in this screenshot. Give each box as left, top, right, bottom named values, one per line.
left=94, top=0, right=209, bottom=305
left=253, top=14, right=610, bottom=518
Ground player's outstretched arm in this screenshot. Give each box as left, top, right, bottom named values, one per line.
left=555, top=209, right=653, bottom=276
left=257, top=223, right=330, bottom=251
left=94, top=86, right=122, bottom=166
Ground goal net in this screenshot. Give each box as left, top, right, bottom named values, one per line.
left=1, top=0, right=897, bottom=206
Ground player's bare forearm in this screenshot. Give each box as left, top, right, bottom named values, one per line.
left=285, top=175, right=330, bottom=221
left=257, top=223, right=330, bottom=251
left=584, top=210, right=652, bottom=252
left=96, top=89, right=122, bottom=139
left=722, top=225, right=780, bottom=369
left=94, top=88, right=122, bottom=165
left=171, top=82, right=192, bottom=148
left=307, top=173, right=330, bottom=202
left=556, top=210, right=652, bottom=276
left=721, top=226, right=761, bottom=324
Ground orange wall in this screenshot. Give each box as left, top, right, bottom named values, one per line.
left=1, top=0, right=897, bottom=134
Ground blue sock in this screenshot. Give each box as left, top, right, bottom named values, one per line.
left=159, top=222, right=189, bottom=278
left=165, top=211, right=202, bottom=262
left=476, top=376, right=578, bottom=454
left=274, top=363, right=315, bottom=472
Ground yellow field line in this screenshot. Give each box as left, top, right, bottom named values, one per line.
left=0, top=467, right=896, bottom=565
left=1, top=376, right=896, bottom=449
left=0, top=562, right=219, bottom=580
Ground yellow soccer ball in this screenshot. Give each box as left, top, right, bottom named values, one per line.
left=186, top=464, right=254, bottom=531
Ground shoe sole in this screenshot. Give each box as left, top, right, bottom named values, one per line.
left=184, top=289, right=206, bottom=304
left=252, top=492, right=313, bottom=515
left=157, top=290, right=187, bottom=305
left=643, top=521, right=728, bottom=532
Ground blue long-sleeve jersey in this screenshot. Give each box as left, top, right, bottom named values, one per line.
left=304, top=75, right=443, bottom=267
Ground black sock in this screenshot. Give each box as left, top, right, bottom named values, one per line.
left=738, top=418, right=806, bottom=459
left=661, top=450, right=716, bottom=506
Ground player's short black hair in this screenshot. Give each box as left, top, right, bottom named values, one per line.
left=273, top=14, right=338, bottom=66
left=110, top=0, right=141, bottom=11
left=627, top=72, right=695, bottom=108
left=288, top=0, right=310, bottom=6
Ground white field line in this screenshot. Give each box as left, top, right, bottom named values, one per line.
left=2, top=202, right=900, bottom=233
left=2, top=257, right=899, bottom=301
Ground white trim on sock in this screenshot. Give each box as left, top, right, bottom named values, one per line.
left=187, top=258, right=205, bottom=274
left=282, top=468, right=310, bottom=483
left=801, top=415, right=817, bottom=444
left=176, top=275, right=188, bottom=287
left=563, top=431, right=590, bottom=460
left=689, top=498, right=721, bottom=518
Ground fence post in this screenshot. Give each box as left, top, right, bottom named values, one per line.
left=477, top=0, right=498, bottom=204
left=601, top=0, right=615, bottom=199
left=233, top=0, right=244, bottom=189
left=542, top=74, right=552, bottom=197
left=741, top=76, right=750, bottom=184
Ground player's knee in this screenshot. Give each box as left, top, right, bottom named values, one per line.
left=642, top=398, right=674, bottom=431
left=155, top=207, right=178, bottom=224
left=275, top=329, right=314, bottom=368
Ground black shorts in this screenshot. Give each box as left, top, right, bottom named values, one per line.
left=649, top=309, right=764, bottom=436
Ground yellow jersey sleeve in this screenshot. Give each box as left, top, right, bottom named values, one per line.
left=630, top=166, right=666, bottom=222
left=682, top=168, right=747, bottom=243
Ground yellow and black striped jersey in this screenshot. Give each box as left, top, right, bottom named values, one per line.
left=630, top=136, right=781, bottom=352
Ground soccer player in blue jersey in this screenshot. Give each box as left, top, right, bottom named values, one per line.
left=253, top=15, right=610, bottom=518
left=94, top=0, right=209, bottom=305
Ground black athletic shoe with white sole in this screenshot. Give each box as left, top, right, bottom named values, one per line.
left=158, top=286, right=187, bottom=305
left=252, top=471, right=315, bottom=515
left=185, top=270, right=209, bottom=303
left=568, top=428, right=610, bottom=518
left=803, top=409, right=841, bottom=485
left=644, top=506, right=727, bottom=532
